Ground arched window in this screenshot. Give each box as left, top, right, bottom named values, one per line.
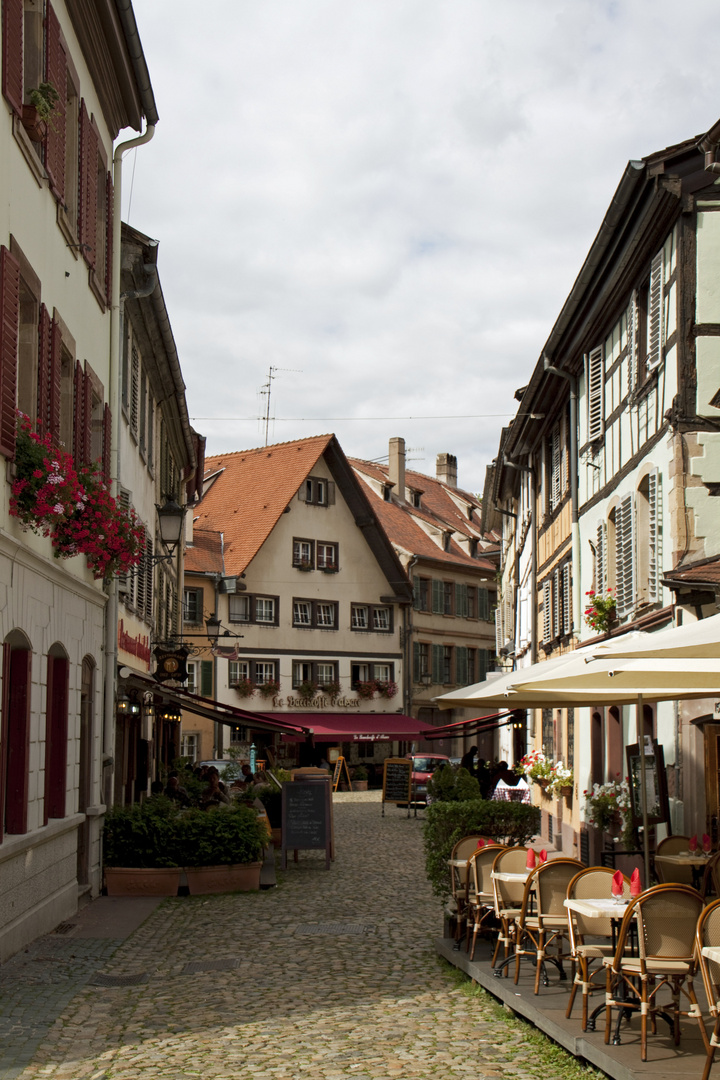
left=44, top=644, right=69, bottom=823
left=1, top=631, right=33, bottom=839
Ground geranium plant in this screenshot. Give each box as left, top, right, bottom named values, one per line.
left=10, top=415, right=143, bottom=579
left=322, top=680, right=341, bottom=696
left=584, top=588, right=616, bottom=634
left=514, top=749, right=555, bottom=783
left=376, top=680, right=398, bottom=700
left=547, top=761, right=574, bottom=798
left=257, top=678, right=281, bottom=698
left=233, top=677, right=255, bottom=698
left=584, top=778, right=633, bottom=845
left=355, top=680, right=376, bottom=700
left=297, top=679, right=319, bottom=701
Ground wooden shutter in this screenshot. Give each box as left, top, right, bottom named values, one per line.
left=413, top=641, right=421, bottom=683
left=102, top=402, right=111, bottom=481
left=49, top=317, right=62, bottom=442
left=5, top=647, right=32, bottom=835
left=615, top=493, right=636, bottom=618
left=44, top=655, right=69, bottom=821
left=626, top=291, right=637, bottom=393
left=200, top=660, right=213, bottom=697
left=144, top=535, right=153, bottom=623
left=116, top=489, right=130, bottom=594
left=647, top=251, right=664, bottom=370
left=82, top=372, right=92, bottom=464
left=495, top=596, right=504, bottom=653
left=647, top=468, right=660, bottom=603
left=477, top=650, right=489, bottom=681
left=326, top=480, right=335, bottom=505
left=551, top=424, right=561, bottom=509
left=412, top=575, right=420, bottom=610
left=130, top=344, right=139, bottom=434
left=135, top=524, right=146, bottom=615
left=503, top=585, right=514, bottom=647
left=44, top=1, right=66, bottom=203
left=1, top=0, right=23, bottom=116
left=0, top=246, right=20, bottom=459
left=78, top=101, right=97, bottom=267
left=431, top=644, right=443, bottom=685
left=0, top=642, right=10, bottom=842
left=552, top=568, right=561, bottom=639
left=595, top=520, right=606, bottom=594
left=37, top=303, right=52, bottom=430
left=562, top=562, right=572, bottom=635
left=587, top=345, right=604, bottom=441
left=542, top=579, right=552, bottom=643
left=455, top=583, right=468, bottom=618
left=456, top=646, right=468, bottom=686
left=105, top=171, right=113, bottom=302
left=478, top=587, right=489, bottom=621
left=431, top=579, right=443, bottom=614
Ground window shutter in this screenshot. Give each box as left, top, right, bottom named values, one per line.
left=503, top=585, right=514, bottom=647
left=495, top=597, right=504, bottom=653
left=562, top=562, right=572, bottom=635
left=455, top=583, right=468, bottom=618
left=116, top=489, right=130, bottom=594
left=1, top=0, right=23, bottom=116
left=432, top=579, right=443, bottom=614
left=595, top=519, right=606, bottom=594
left=615, top=493, right=636, bottom=618
left=102, top=403, right=111, bottom=482
left=478, top=650, right=489, bottom=681
left=456, top=646, right=468, bottom=686
left=49, top=317, right=61, bottom=443
left=626, top=291, right=637, bottom=393
left=647, top=468, right=660, bottom=603
left=551, top=425, right=561, bottom=509
left=326, top=480, right=335, bottom=504
left=135, top=524, right=146, bottom=615
left=412, top=575, right=420, bottom=610
left=105, top=171, right=113, bottom=303
left=413, top=641, right=421, bottom=683
left=552, top=568, right=561, bottom=639
left=78, top=101, right=97, bottom=267
left=82, top=372, right=92, bottom=464
left=647, top=251, right=664, bottom=370
left=72, top=360, right=83, bottom=461
left=431, top=644, right=443, bottom=685
left=478, top=587, right=489, bottom=621
left=200, top=660, right=213, bottom=697
left=44, top=2, right=66, bottom=203
left=144, top=534, right=153, bottom=623
left=130, top=344, right=139, bottom=435
left=587, top=345, right=604, bottom=441
left=542, top=579, right=552, bottom=643
left=37, top=303, right=51, bottom=430
left=0, top=247, right=20, bottom=459
left=297, top=482, right=307, bottom=502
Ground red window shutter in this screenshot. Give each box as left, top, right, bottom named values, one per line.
left=44, top=655, right=69, bottom=821
left=44, top=1, right=66, bottom=203
left=102, top=402, right=111, bottom=482
left=0, top=246, right=20, bottom=459
left=37, top=302, right=51, bottom=430
left=1, top=0, right=23, bottom=117
left=78, top=101, right=97, bottom=267
left=105, top=171, right=113, bottom=303
left=0, top=641, right=10, bottom=843
left=83, top=372, right=92, bottom=463
left=5, top=647, right=32, bottom=835
left=73, top=359, right=83, bottom=460
left=49, top=316, right=62, bottom=443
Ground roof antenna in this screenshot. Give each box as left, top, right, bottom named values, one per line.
left=259, top=365, right=302, bottom=445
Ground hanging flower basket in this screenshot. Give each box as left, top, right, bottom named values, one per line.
left=584, top=589, right=616, bottom=635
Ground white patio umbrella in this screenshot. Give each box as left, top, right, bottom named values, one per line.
left=590, top=611, right=720, bottom=660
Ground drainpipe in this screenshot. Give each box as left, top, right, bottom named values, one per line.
left=102, top=123, right=156, bottom=806
left=699, top=121, right=720, bottom=174
left=543, top=358, right=580, bottom=636
left=529, top=465, right=538, bottom=665
left=405, top=556, right=418, bottom=735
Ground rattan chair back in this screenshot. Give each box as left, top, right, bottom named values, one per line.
left=655, top=835, right=694, bottom=885
left=492, top=846, right=529, bottom=912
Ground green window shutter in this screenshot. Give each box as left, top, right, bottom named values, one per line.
left=200, top=660, right=213, bottom=697
left=413, top=641, right=421, bottom=683
left=455, top=584, right=468, bottom=618
left=478, top=588, right=489, bottom=621
left=477, top=650, right=488, bottom=682
left=432, top=644, right=443, bottom=685
left=432, top=579, right=443, bottom=614
left=413, top=576, right=420, bottom=611
left=456, top=646, right=468, bottom=686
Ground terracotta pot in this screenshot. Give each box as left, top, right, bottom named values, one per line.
left=185, top=862, right=262, bottom=895
left=105, top=867, right=181, bottom=897
left=21, top=104, right=47, bottom=142
left=353, top=780, right=369, bottom=791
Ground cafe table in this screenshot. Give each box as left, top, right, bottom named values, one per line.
left=491, top=868, right=533, bottom=883
left=654, top=851, right=711, bottom=889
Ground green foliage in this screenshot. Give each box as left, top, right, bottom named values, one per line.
left=103, top=799, right=265, bottom=868
left=423, top=798, right=541, bottom=902
left=427, top=765, right=480, bottom=802
left=353, top=765, right=369, bottom=781
left=254, top=784, right=282, bottom=827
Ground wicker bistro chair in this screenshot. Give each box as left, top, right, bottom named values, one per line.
left=565, top=867, right=630, bottom=1031
left=465, top=844, right=506, bottom=961
left=490, top=846, right=528, bottom=970
left=448, top=836, right=491, bottom=945
left=512, top=858, right=584, bottom=994
left=701, top=852, right=720, bottom=901
left=696, top=897, right=720, bottom=1080
left=655, top=835, right=694, bottom=885
left=603, top=883, right=706, bottom=1061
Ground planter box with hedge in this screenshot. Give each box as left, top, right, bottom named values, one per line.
left=103, top=798, right=267, bottom=895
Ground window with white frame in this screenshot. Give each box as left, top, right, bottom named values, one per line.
left=183, top=588, right=203, bottom=624
left=186, top=661, right=197, bottom=694
left=293, top=601, right=312, bottom=627
left=316, top=662, right=335, bottom=684
left=374, top=663, right=392, bottom=683
left=292, top=660, right=313, bottom=686
left=293, top=538, right=314, bottom=568
left=351, top=605, right=368, bottom=629
left=316, top=603, right=335, bottom=628
left=254, top=661, right=276, bottom=683
left=298, top=476, right=334, bottom=506
left=180, top=733, right=199, bottom=761
left=228, top=660, right=250, bottom=687
left=372, top=607, right=390, bottom=631
left=293, top=599, right=338, bottom=629
left=316, top=541, right=338, bottom=570
left=256, top=598, right=276, bottom=624
left=228, top=594, right=251, bottom=622
left=292, top=660, right=337, bottom=687
left=351, top=662, right=370, bottom=686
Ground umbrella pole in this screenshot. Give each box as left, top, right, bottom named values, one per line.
left=637, top=694, right=651, bottom=884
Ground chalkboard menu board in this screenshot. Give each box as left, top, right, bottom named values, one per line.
left=382, top=757, right=412, bottom=815
left=281, top=780, right=331, bottom=870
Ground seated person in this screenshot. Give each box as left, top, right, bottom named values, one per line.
left=150, top=780, right=164, bottom=796
left=165, top=771, right=191, bottom=806
left=200, top=769, right=231, bottom=808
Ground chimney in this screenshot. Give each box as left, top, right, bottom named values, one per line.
left=436, top=453, right=458, bottom=488
left=388, top=437, right=406, bottom=502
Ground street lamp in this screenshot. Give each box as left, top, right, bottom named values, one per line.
left=156, top=498, right=185, bottom=558
left=205, top=616, right=221, bottom=643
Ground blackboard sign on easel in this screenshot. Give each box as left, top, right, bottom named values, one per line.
left=281, top=779, right=332, bottom=869
left=382, top=757, right=412, bottom=817
left=331, top=756, right=352, bottom=792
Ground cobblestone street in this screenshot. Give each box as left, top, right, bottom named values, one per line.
left=0, top=793, right=585, bottom=1080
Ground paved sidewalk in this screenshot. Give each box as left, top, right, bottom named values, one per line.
left=0, top=793, right=579, bottom=1080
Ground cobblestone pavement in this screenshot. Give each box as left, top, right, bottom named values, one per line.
left=0, top=793, right=586, bottom=1080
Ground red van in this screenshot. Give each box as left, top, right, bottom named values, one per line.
left=405, top=753, right=450, bottom=804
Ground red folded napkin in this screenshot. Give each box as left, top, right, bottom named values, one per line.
left=630, top=867, right=642, bottom=897
left=703, top=834, right=713, bottom=854
left=539, top=849, right=548, bottom=863
left=476, top=839, right=485, bottom=849
left=611, top=869, right=624, bottom=897
left=526, top=849, right=536, bottom=869
left=689, top=834, right=699, bottom=852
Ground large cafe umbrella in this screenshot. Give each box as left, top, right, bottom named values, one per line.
left=590, top=610, right=720, bottom=661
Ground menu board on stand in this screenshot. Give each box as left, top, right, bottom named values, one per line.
left=382, top=757, right=412, bottom=817
left=282, top=776, right=333, bottom=870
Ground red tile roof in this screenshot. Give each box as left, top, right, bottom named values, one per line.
left=195, top=436, right=333, bottom=574
left=663, top=558, right=720, bottom=588
left=185, top=528, right=224, bottom=574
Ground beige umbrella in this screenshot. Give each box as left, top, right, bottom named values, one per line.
left=590, top=611, right=720, bottom=660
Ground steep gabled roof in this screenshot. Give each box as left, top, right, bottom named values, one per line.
left=185, top=528, right=223, bottom=575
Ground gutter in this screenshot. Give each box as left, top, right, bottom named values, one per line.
left=543, top=359, right=581, bottom=638
left=114, top=0, right=159, bottom=126
left=699, top=116, right=720, bottom=175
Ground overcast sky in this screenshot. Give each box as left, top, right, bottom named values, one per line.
left=125, top=1, right=720, bottom=494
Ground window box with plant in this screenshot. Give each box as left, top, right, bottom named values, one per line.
left=233, top=677, right=256, bottom=698
left=257, top=678, right=281, bottom=698
left=296, top=678, right=319, bottom=702
left=322, top=679, right=341, bottom=696
left=354, top=680, right=377, bottom=700
left=584, top=588, right=616, bottom=635
left=375, top=679, right=398, bottom=700
left=22, top=81, right=60, bottom=141
left=584, top=778, right=633, bottom=846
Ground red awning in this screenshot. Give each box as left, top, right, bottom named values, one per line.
left=424, top=710, right=521, bottom=740
left=261, top=713, right=433, bottom=742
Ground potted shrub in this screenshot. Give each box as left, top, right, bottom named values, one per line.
left=255, top=770, right=292, bottom=847
left=22, top=81, right=59, bottom=141
left=352, top=765, right=369, bottom=791
left=178, top=804, right=267, bottom=894
left=584, top=588, right=616, bottom=635
left=103, top=798, right=182, bottom=896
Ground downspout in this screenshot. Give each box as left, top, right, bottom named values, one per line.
left=405, top=556, right=418, bottom=749
left=543, top=359, right=580, bottom=636
left=699, top=121, right=720, bottom=174
left=103, top=123, right=156, bottom=806
left=529, top=465, right=538, bottom=665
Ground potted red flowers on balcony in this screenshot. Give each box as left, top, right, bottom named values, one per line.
left=10, top=415, right=143, bottom=579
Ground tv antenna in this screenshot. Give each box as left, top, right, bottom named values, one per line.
left=259, top=365, right=302, bottom=445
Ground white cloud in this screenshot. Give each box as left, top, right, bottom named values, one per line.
left=126, top=0, right=720, bottom=490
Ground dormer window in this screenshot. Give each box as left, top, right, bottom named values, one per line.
left=383, top=485, right=391, bottom=501
left=410, top=491, right=421, bottom=508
